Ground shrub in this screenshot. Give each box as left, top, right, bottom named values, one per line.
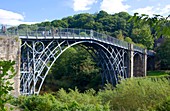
left=0, top=60, right=16, bottom=111
left=12, top=89, right=110, bottom=111
left=16, top=94, right=56, bottom=111
left=98, top=77, right=170, bottom=110
left=12, top=77, right=170, bottom=111
left=124, top=37, right=134, bottom=44
left=156, top=96, right=170, bottom=111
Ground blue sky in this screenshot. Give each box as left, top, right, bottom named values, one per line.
left=0, top=0, right=170, bottom=25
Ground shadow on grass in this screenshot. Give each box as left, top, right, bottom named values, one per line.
left=147, top=70, right=170, bottom=77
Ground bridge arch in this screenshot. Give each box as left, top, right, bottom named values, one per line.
left=133, top=53, right=144, bottom=77
left=21, top=39, right=128, bottom=94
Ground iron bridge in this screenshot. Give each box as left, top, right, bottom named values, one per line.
left=4, top=27, right=154, bottom=95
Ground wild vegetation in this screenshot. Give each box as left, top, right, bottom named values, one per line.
left=10, top=77, right=170, bottom=111
left=0, top=61, right=16, bottom=111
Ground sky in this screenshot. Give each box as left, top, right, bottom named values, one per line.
left=0, top=0, right=170, bottom=25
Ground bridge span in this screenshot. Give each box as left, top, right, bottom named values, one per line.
left=0, top=27, right=154, bottom=95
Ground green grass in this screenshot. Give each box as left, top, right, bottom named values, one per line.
left=147, top=70, right=170, bottom=77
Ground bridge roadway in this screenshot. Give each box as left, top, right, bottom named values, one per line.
left=1, top=27, right=155, bottom=95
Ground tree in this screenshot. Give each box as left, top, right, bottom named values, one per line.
left=51, top=20, right=68, bottom=28
left=115, top=30, right=124, bottom=40
left=0, top=60, right=16, bottom=111
left=131, top=25, right=154, bottom=49
left=129, top=13, right=170, bottom=38
left=156, top=38, right=170, bottom=69
left=124, top=37, right=134, bottom=44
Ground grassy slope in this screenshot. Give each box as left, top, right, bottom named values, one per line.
left=147, top=70, right=170, bottom=77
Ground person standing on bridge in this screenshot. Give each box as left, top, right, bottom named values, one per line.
left=1, top=25, right=6, bottom=34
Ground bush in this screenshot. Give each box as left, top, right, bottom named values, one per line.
left=124, top=37, right=134, bottom=44
left=98, top=77, right=170, bottom=110
left=155, top=96, right=170, bottom=111
left=13, top=94, right=56, bottom=111
left=12, top=89, right=110, bottom=111
left=12, top=77, right=170, bottom=111
left=0, top=60, right=16, bottom=111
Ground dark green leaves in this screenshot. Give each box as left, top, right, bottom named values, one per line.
left=0, top=60, right=16, bottom=111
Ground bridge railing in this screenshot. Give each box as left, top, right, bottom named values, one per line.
left=147, top=50, right=155, bottom=56
left=0, top=25, right=150, bottom=54
left=0, top=25, right=18, bottom=36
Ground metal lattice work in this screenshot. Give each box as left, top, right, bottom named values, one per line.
left=20, top=39, right=128, bottom=95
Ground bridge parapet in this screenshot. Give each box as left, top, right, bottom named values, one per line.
left=147, top=50, right=155, bottom=56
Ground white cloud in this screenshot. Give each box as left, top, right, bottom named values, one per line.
left=100, top=0, right=130, bottom=14
left=0, top=9, right=37, bottom=26
left=160, top=5, right=170, bottom=16
left=132, top=4, right=170, bottom=17
left=132, top=6, right=155, bottom=16
left=73, top=0, right=97, bottom=11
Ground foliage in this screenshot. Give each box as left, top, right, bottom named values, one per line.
left=11, top=77, right=170, bottom=111
left=124, top=37, right=134, bottom=44
left=115, top=30, right=124, bottom=40
left=80, top=32, right=88, bottom=36
left=12, top=89, right=110, bottom=111
left=129, top=13, right=170, bottom=38
left=135, top=43, right=146, bottom=49
left=156, top=96, right=170, bottom=111
left=156, top=38, right=170, bottom=69
left=0, top=60, right=16, bottom=111
left=98, top=77, right=170, bottom=111
left=131, top=25, right=154, bottom=49
left=147, top=70, right=170, bottom=77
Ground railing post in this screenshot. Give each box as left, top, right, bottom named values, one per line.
left=17, top=26, right=19, bottom=36
left=90, top=29, right=93, bottom=39
left=36, top=28, right=38, bottom=37
left=78, top=29, right=80, bottom=39
left=26, top=26, right=28, bottom=37
left=73, top=28, right=74, bottom=39
left=67, top=28, right=68, bottom=38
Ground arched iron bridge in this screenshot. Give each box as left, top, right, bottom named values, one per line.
left=1, top=26, right=155, bottom=95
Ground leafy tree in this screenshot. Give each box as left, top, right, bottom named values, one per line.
left=95, top=10, right=109, bottom=20
left=51, top=20, right=68, bottom=28
left=124, top=37, right=134, bottom=44
left=129, top=13, right=170, bottom=39
left=156, top=38, right=170, bottom=69
left=131, top=25, right=154, bottom=49
left=71, top=13, right=95, bottom=29
left=0, top=60, right=16, bottom=111
left=115, top=30, right=124, bottom=40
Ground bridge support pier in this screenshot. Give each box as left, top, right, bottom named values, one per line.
left=0, top=37, right=20, bottom=97
left=143, top=49, right=147, bottom=76
left=128, top=44, right=147, bottom=77
left=128, top=44, right=134, bottom=78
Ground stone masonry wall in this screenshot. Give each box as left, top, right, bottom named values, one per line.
left=0, top=36, right=20, bottom=97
